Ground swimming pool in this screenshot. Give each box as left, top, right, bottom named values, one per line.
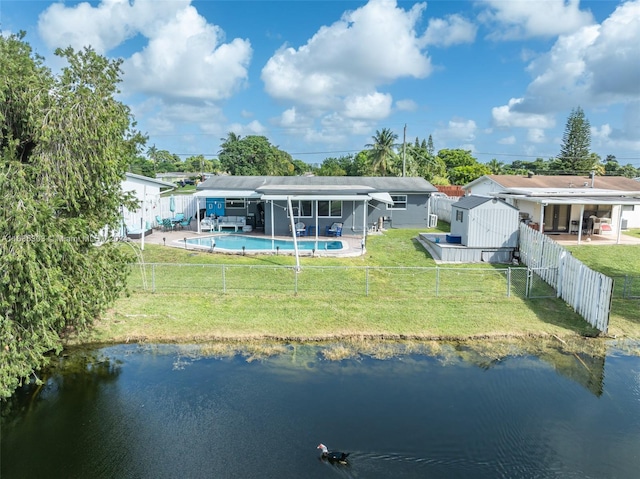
left=183, top=234, right=345, bottom=252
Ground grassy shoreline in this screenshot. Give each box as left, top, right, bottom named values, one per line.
left=66, top=228, right=640, bottom=348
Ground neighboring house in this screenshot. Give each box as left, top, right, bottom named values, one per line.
left=464, top=174, right=640, bottom=237
left=194, top=176, right=438, bottom=236
left=121, top=172, right=175, bottom=236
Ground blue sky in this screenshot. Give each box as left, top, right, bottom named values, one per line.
left=3, top=0, right=640, bottom=167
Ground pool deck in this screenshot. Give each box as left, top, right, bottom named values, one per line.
left=132, top=228, right=368, bottom=257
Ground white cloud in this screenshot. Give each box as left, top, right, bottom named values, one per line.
left=492, top=98, right=555, bottom=128
left=493, top=1, right=640, bottom=122
left=478, top=0, right=594, bottom=40
left=422, top=14, right=477, bottom=47
left=226, top=120, right=267, bottom=137
left=498, top=135, right=516, bottom=145
left=343, top=92, right=392, bottom=120
left=591, top=101, right=640, bottom=152
left=38, top=0, right=252, bottom=103
left=434, top=118, right=477, bottom=144
left=262, top=0, right=432, bottom=114
left=527, top=128, right=546, bottom=143
left=395, top=99, right=418, bottom=111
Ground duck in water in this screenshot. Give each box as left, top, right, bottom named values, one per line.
left=317, top=443, right=350, bottom=464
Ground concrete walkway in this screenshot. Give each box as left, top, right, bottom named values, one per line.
left=550, top=232, right=640, bottom=246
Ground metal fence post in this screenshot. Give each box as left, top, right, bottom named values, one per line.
left=222, top=265, right=226, bottom=293
left=507, top=267, right=511, bottom=298
left=365, top=266, right=369, bottom=297
left=525, top=268, right=531, bottom=298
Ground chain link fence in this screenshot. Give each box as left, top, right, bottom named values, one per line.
left=129, top=263, right=544, bottom=299
left=610, top=275, right=640, bottom=299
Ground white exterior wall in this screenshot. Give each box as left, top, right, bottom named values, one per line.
left=466, top=203, right=519, bottom=248
left=121, top=179, right=163, bottom=231
left=464, top=178, right=503, bottom=197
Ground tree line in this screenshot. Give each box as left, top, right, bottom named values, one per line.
left=133, top=107, right=639, bottom=185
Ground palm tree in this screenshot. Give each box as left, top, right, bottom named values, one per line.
left=147, top=144, right=158, bottom=175
left=366, top=128, right=398, bottom=176
left=487, top=159, right=505, bottom=174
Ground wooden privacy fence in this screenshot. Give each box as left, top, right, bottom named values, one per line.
left=518, top=224, right=613, bottom=332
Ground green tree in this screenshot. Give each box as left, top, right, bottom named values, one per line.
left=366, top=128, right=399, bottom=176
left=437, top=149, right=490, bottom=184
left=218, top=135, right=294, bottom=176
left=557, top=106, right=595, bottom=173
left=487, top=159, right=505, bottom=174
left=426, top=134, right=435, bottom=157
left=317, top=157, right=347, bottom=176
left=0, top=34, right=136, bottom=398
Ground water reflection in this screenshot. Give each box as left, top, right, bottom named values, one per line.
left=2, top=340, right=639, bottom=479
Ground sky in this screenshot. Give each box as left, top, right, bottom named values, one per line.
left=2, top=0, right=640, bottom=168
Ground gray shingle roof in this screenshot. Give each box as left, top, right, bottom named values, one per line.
left=197, top=175, right=436, bottom=193
left=454, top=195, right=515, bottom=210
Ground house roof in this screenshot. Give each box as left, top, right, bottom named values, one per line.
left=197, top=175, right=437, bottom=194
left=125, top=172, right=175, bottom=189
left=453, top=195, right=517, bottom=210
left=467, top=174, right=640, bottom=193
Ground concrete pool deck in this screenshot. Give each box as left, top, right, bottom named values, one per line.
left=132, top=228, right=368, bottom=257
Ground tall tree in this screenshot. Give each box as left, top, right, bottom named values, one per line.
left=366, top=128, right=399, bottom=176
left=1, top=34, right=136, bottom=398
left=218, top=135, right=294, bottom=176
left=426, top=134, right=434, bottom=157
left=557, top=106, right=595, bottom=173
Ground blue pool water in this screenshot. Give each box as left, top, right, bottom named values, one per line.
left=184, top=234, right=344, bottom=251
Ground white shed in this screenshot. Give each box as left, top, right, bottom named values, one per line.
left=451, top=196, right=519, bottom=248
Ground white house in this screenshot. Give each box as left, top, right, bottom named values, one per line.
left=121, top=172, right=175, bottom=237
left=464, top=175, right=640, bottom=242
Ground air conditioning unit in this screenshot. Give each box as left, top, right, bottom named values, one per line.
left=428, top=214, right=438, bottom=228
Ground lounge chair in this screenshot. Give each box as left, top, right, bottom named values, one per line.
left=325, top=222, right=343, bottom=237
left=295, top=222, right=306, bottom=236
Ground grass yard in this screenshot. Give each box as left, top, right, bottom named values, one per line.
left=67, top=227, right=640, bottom=346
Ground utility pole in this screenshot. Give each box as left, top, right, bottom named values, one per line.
left=402, top=123, right=407, bottom=177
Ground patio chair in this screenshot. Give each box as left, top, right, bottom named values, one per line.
left=295, top=222, right=306, bottom=236
left=179, top=216, right=193, bottom=230
left=155, top=215, right=163, bottom=229
left=325, top=222, right=343, bottom=237
left=162, top=218, right=175, bottom=232
left=174, top=212, right=185, bottom=221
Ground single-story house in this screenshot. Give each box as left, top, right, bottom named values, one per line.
left=464, top=174, right=640, bottom=243
left=121, top=172, right=175, bottom=237
left=194, top=176, right=438, bottom=237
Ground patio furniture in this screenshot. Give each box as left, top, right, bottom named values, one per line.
left=200, top=217, right=216, bottom=232
left=216, top=216, right=246, bottom=232
left=178, top=216, right=193, bottom=230
left=155, top=215, right=163, bottom=229
left=162, top=218, right=175, bottom=232
left=295, top=222, right=306, bottom=236
left=325, top=222, right=343, bottom=237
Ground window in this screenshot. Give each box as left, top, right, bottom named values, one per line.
left=287, top=200, right=313, bottom=218
left=456, top=210, right=463, bottom=222
left=225, top=198, right=246, bottom=209
left=387, top=195, right=407, bottom=210
left=318, top=200, right=342, bottom=218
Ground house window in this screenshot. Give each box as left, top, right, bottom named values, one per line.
left=225, top=198, right=246, bottom=209
left=318, top=200, right=342, bottom=218
left=456, top=210, right=463, bottom=222
left=287, top=200, right=313, bottom=218
left=387, top=195, right=407, bottom=210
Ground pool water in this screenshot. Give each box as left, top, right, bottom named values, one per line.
left=184, top=234, right=345, bottom=251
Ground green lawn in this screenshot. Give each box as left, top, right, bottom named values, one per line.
left=67, top=227, right=640, bottom=346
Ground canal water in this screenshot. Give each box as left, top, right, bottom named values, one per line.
left=2, top=342, right=639, bottom=478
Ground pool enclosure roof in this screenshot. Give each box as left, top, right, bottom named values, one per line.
left=195, top=176, right=435, bottom=205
